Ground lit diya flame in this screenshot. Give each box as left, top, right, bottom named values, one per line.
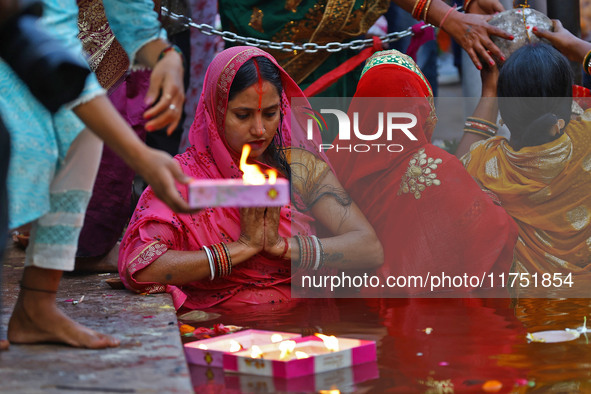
left=240, top=144, right=277, bottom=185
left=315, top=334, right=339, bottom=352
left=229, top=340, right=242, bottom=352
left=278, top=340, right=296, bottom=360
left=270, top=334, right=283, bottom=343
left=295, top=351, right=309, bottom=359
left=250, top=345, right=264, bottom=359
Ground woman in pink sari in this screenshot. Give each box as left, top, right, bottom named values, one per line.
left=118, top=47, right=383, bottom=311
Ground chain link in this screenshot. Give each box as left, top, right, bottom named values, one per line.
left=161, top=6, right=439, bottom=54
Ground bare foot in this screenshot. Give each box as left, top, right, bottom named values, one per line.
left=7, top=292, right=119, bottom=349
left=0, top=339, right=8, bottom=350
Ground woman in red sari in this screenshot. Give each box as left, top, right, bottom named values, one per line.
left=327, top=50, right=518, bottom=295
left=118, top=47, right=383, bottom=310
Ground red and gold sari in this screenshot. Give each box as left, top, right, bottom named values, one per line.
left=327, top=50, right=518, bottom=295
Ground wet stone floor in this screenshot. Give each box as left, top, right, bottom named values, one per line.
left=0, top=244, right=193, bottom=394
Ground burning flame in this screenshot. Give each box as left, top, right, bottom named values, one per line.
left=278, top=340, right=296, bottom=360
left=240, top=144, right=277, bottom=185
left=229, top=340, right=242, bottom=352
left=319, top=388, right=341, bottom=394
left=250, top=345, right=264, bottom=359
left=315, top=334, right=339, bottom=352
left=271, top=334, right=283, bottom=343
left=295, top=351, right=309, bottom=359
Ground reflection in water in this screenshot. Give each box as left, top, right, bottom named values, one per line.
left=187, top=298, right=591, bottom=393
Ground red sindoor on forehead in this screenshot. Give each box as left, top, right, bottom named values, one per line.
left=252, top=58, right=263, bottom=111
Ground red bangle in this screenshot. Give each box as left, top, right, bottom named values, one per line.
left=440, top=4, right=456, bottom=29
left=157, top=44, right=185, bottom=66
left=279, top=237, right=289, bottom=260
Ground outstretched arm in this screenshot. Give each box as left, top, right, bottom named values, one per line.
left=533, top=19, right=591, bottom=64
left=73, top=96, right=193, bottom=213
left=455, top=63, right=499, bottom=158
left=394, top=0, right=512, bottom=69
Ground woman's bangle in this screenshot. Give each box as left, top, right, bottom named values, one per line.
left=202, top=246, right=215, bottom=281
left=464, top=116, right=498, bottom=138
left=422, top=0, right=433, bottom=21
left=279, top=237, right=290, bottom=260
left=583, top=49, right=591, bottom=76
left=440, top=4, right=457, bottom=29
left=412, top=0, right=428, bottom=20
left=158, top=44, right=185, bottom=66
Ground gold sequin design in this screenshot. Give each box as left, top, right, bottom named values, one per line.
left=270, top=0, right=388, bottom=84
left=398, top=148, right=442, bottom=199
left=285, top=0, right=304, bottom=12
left=77, top=0, right=129, bottom=89
left=582, top=152, right=591, bottom=172
left=361, top=50, right=432, bottom=97
left=533, top=230, right=553, bottom=248
left=528, top=186, right=551, bottom=204
left=544, top=252, right=569, bottom=268
left=566, top=205, right=590, bottom=231
left=249, top=7, right=265, bottom=33
left=484, top=156, right=500, bottom=179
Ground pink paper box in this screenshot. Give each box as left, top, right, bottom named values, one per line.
left=188, top=178, right=290, bottom=208
left=184, top=329, right=300, bottom=368
left=223, top=335, right=377, bottom=378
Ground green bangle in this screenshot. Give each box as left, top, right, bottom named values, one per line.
left=158, top=44, right=185, bottom=65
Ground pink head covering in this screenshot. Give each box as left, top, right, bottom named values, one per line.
left=119, top=47, right=324, bottom=310
left=188, top=46, right=325, bottom=179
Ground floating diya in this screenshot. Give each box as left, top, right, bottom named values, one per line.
left=223, top=334, right=376, bottom=378
left=184, top=329, right=300, bottom=367
left=188, top=144, right=290, bottom=208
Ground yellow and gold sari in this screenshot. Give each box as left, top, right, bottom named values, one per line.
left=462, top=112, right=591, bottom=274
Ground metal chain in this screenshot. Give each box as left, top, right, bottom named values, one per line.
left=161, top=6, right=439, bottom=54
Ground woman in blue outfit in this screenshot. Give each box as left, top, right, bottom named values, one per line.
left=1, top=0, right=190, bottom=349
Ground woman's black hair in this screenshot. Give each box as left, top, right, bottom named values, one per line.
left=228, top=56, right=351, bottom=212
left=497, top=43, right=573, bottom=151
left=228, top=56, right=290, bottom=182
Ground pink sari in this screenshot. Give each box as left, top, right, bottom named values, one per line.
left=118, top=47, right=325, bottom=310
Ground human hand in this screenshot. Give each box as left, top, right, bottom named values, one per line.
left=466, top=0, right=504, bottom=15
left=134, top=147, right=195, bottom=213
left=480, top=62, right=499, bottom=97
left=532, top=20, right=588, bottom=63
left=238, top=208, right=265, bottom=253
left=443, top=11, right=513, bottom=69
left=143, top=50, right=185, bottom=135
left=262, top=207, right=285, bottom=258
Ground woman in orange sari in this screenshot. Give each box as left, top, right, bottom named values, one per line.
left=458, top=22, right=591, bottom=277
left=327, top=50, right=518, bottom=295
